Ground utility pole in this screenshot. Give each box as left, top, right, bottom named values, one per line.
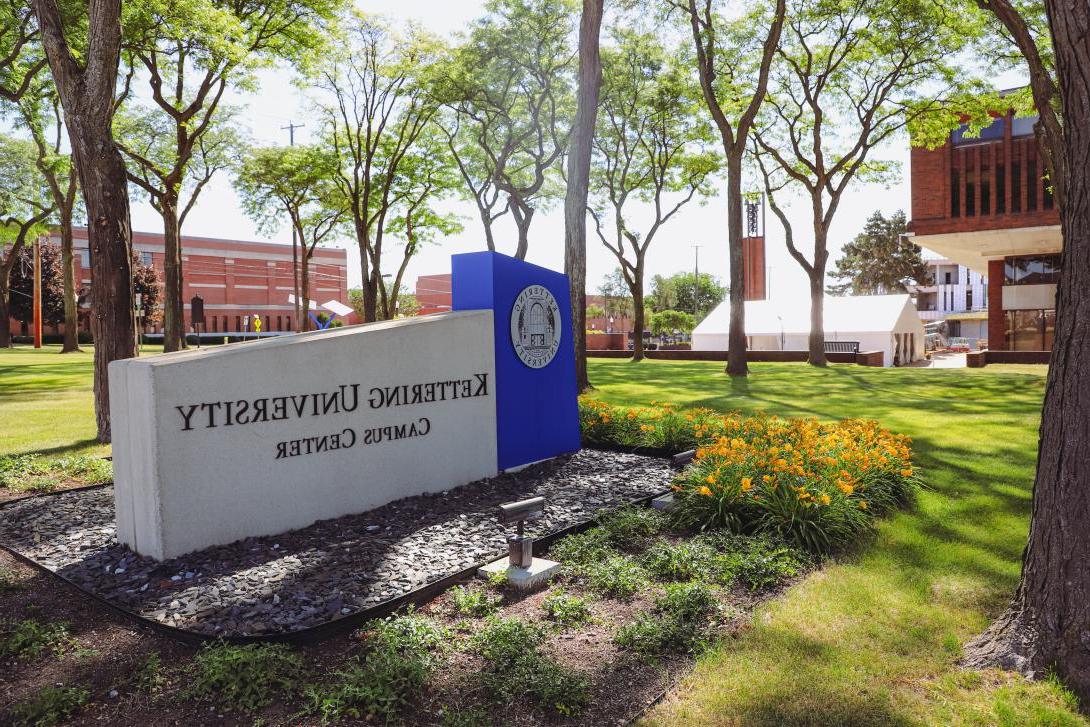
left=692, top=244, right=702, bottom=317
left=281, top=121, right=304, bottom=331
left=32, top=235, right=42, bottom=349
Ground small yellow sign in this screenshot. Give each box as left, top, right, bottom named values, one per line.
left=253, top=316, right=262, bottom=333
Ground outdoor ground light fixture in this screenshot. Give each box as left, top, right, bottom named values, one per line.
left=498, top=496, right=545, bottom=568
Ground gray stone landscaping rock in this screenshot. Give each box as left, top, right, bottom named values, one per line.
left=0, top=450, right=670, bottom=636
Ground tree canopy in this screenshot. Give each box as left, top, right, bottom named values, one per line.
left=828, top=211, right=929, bottom=296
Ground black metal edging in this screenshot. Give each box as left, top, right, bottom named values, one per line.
left=0, top=481, right=674, bottom=648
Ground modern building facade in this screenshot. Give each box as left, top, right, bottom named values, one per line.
left=907, top=108, right=1060, bottom=351
left=909, top=257, right=989, bottom=342
left=8, top=227, right=351, bottom=337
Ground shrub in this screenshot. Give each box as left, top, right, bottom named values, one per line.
left=665, top=412, right=921, bottom=554
left=10, top=685, right=89, bottom=727
left=641, top=540, right=726, bottom=583
left=0, top=619, right=70, bottom=659
left=303, top=614, right=446, bottom=724
left=541, top=589, right=591, bottom=627
left=597, top=507, right=664, bottom=550
left=698, top=532, right=809, bottom=591
left=188, top=642, right=302, bottom=712
left=547, top=528, right=614, bottom=566
left=579, top=398, right=734, bottom=452
left=614, top=582, right=717, bottom=659
left=449, top=585, right=501, bottom=618
left=581, top=556, right=649, bottom=600
left=473, top=618, right=589, bottom=717
left=128, top=652, right=165, bottom=692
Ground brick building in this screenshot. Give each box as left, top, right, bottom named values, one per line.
left=8, top=227, right=352, bottom=337
left=907, top=109, right=1060, bottom=351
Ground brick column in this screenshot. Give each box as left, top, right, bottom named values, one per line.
left=987, top=259, right=1005, bottom=349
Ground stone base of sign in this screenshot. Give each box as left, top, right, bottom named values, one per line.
left=651, top=493, right=676, bottom=511
left=478, top=557, right=561, bottom=592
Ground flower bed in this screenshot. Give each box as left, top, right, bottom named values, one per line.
left=580, top=399, right=923, bottom=554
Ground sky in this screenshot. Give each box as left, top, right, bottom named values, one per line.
left=123, top=0, right=1003, bottom=311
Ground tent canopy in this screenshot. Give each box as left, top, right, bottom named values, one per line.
left=693, top=294, right=920, bottom=337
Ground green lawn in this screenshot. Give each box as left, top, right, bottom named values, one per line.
left=584, top=359, right=1084, bottom=726
left=1, top=347, right=1083, bottom=724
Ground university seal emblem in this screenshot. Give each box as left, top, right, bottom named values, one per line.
left=510, top=285, right=562, bottom=369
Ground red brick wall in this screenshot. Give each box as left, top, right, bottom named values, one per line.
left=742, top=236, right=766, bottom=300
left=415, top=273, right=452, bottom=315
left=909, top=113, right=1060, bottom=237
left=988, top=259, right=1006, bottom=349
left=585, top=332, right=626, bottom=350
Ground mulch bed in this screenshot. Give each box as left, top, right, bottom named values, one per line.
left=0, top=451, right=671, bottom=637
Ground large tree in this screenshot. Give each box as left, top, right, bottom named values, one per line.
left=307, top=13, right=441, bottom=322
left=828, top=210, right=929, bottom=296
left=960, top=0, right=1090, bottom=702
left=116, top=0, right=339, bottom=352
left=18, top=87, right=81, bottom=352
left=235, top=144, right=344, bottom=331
left=588, top=29, right=718, bottom=361
left=564, top=0, right=604, bottom=390
left=752, top=0, right=968, bottom=366
left=31, top=0, right=135, bottom=443
left=0, top=134, right=53, bottom=348
left=436, top=0, right=577, bottom=260
left=670, top=0, right=786, bottom=377
left=649, top=270, right=725, bottom=317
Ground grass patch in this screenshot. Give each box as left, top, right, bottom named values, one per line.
left=0, top=618, right=71, bottom=660
left=0, top=453, right=112, bottom=493
left=473, top=618, right=589, bottom=717
left=596, top=506, right=665, bottom=551
left=187, top=642, right=302, bottom=713
left=302, top=613, right=447, bottom=724
left=9, top=685, right=89, bottom=727
left=581, top=359, right=1085, bottom=726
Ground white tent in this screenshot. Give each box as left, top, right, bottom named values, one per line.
left=692, top=294, right=926, bottom=367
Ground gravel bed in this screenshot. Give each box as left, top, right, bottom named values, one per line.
left=0, top=450, right=672, bottom=636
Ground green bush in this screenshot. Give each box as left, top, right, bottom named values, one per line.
left=641, top=540, right=726, bottom=583
left=699, top=532, right=809, bottom=591
left=10, top=685, right=89, bottom=727
left=614, top=582, right=717, bottom=659
left=188, top=642, right=302, bottom=712
left=449, top=585, right=501, bottom=618
left=541, top=589, right=591, bottom=627
left=547, top=528, right=615, bottom=566
left=302, top=614, right=446, bottom=724
left=0, top=619, right=70, bottom=659
left=128, top=652, right=166, bottom=692
left=581, top=556, right=649, bottom=600
left=473, top=618, right=589, bottom=717
left=597, top=507, right=664, bottom=551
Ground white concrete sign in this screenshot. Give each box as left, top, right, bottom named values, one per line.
left=110, top=311, right=498, bottom=560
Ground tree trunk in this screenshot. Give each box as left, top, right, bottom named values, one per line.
left=807, top=273, right=827, bottom=366
left=70, top=128, right=135, bottom=443
left=963, top=0, right=1090, bottom=702
left=161, top=196, right=185, bottom=352
left=0, top=279, right=11, bottom=348
left=59, top=207, right=80, bottom=353
left=33, top=0, right=136, bottom=443
left=725, top=152, right=748, bottom=376
left=510, top=199, right=534, bottom=261
left=631, top=273, right=645, bottom=363
left=564, top=0, right=604, bottom=392
left=479, top=204, right=497, bottom=252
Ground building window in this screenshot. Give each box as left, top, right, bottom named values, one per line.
left=1006, top=309, right=1055, bottom=350
left=981, top=163, right=991, bottom=215
left=1044, top=177, right=1055, bottom=209
left=966, top=287, right=973, bottom=310
left=1027, top=159, right=1038, bottom=211
left=952, top=118, right=1005, bottom=145
left=951, top=169, right=960, bottom=217
left=944, top=271, right=952, bottom=284
left=1011, top=161, right=1022, bottom=212
left=79, top=250, right=90, bottom=268
left=1011, top=116, right=1036, bottom=137
left=235, top=315, right=241, bottom=332
left=1004, top=254, right=1061, bottom=285
left=140, top=251, right=153, bottom=266
left=996, top=164, right=1006, bottom=213
left=965, top=173, right=976, bottom=217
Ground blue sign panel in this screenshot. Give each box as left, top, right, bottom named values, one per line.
left=452, top=251, right=581, bottom=470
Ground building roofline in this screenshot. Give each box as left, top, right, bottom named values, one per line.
left=65, top=225, right=348, bottom=260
